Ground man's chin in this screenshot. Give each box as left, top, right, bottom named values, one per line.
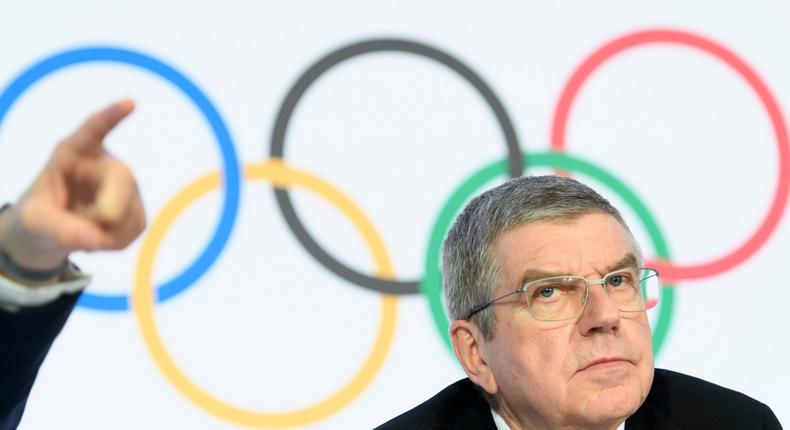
left=601, top=391, right=642, bottom=423
left=567, top=378, right=645, bottom=426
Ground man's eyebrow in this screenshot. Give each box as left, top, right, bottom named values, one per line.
left=606, top=253, right=639, bottom=273
left=520, top=269, right=568, bottom=286
left=517, top=253, right=640, bottom=286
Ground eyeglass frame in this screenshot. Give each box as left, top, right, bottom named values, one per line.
left=464, top=267, right=660, bottom=322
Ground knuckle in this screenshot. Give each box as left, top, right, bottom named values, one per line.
left=113, top=161, right=133, bottom=179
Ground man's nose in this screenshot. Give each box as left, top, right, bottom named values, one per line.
left=578, top=282, right=621, bottom=335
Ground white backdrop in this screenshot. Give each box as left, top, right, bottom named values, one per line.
left=0, top=1, right=788, bottom=428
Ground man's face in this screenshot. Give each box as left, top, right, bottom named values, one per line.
left=480, top=212, right=654, bottom=429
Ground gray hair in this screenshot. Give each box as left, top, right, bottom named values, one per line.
left=442, top=175, right=636, bottom=339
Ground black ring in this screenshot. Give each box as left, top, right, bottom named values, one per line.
left=270, top=38, right=523, bottom=295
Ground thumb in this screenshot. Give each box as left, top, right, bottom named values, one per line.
left=85, top=160, right=135, bottom=224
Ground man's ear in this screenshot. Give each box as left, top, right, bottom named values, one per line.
left=450, top=319, right=498, bottom=396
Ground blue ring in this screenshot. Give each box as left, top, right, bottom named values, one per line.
left=0, top=47, right=241, bottom=311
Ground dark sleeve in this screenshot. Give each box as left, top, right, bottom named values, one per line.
left=0, top=292, right=80, bottom=430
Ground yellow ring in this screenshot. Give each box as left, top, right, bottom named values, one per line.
left=132, top=159, right=398, bottom=427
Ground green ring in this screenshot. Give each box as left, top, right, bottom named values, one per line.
left=422, top=151, right=675, bottom=356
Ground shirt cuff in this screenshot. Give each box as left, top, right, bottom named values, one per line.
left=0, top=261, right=91, bottom=312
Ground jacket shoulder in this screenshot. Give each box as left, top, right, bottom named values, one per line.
left=373, top=379, right=496, bottom=430
left=630, top=368, right=781, bottom=429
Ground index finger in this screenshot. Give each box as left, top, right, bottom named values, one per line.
left=62, top=99, right=135, bottom=154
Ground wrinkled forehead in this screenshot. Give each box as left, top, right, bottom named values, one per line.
left=489, top=213, right=644, bottom=276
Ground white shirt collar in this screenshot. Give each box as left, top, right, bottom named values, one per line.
left=490, top=408, right=626, bottom=430
left=491, top=407, right=510, bottom=429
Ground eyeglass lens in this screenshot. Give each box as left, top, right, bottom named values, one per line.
left=524, top=268, right=660, bottom=321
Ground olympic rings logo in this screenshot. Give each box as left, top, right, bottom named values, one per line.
left=0, top=29, right=786, bottom=428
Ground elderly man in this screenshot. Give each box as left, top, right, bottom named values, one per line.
left=375, top=176, right=782, bottom=429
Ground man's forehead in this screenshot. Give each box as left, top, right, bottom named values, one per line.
left=492, top=213, right=642, bottom=278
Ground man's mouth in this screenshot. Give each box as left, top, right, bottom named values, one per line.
left=580, top=357, right=630, bottom=371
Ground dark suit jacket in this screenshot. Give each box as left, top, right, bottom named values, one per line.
left=0, top=293, right=80, bottom=430
left=375, top=370, right=782, bottom=429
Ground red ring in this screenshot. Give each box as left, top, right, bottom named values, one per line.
left=551, top=29, right=790, bottom=282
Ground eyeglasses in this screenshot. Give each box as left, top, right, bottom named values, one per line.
left=465, top=267, right=661, bottom=322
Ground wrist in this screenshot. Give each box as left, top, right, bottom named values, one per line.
left=0, top=203, right=69, bottom=284
left=0, top=248, right=67, bottom=286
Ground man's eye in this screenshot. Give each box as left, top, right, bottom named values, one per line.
left=538, top=288, right=555, bottom=298
left=608, top=274, right=634, bottom=287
